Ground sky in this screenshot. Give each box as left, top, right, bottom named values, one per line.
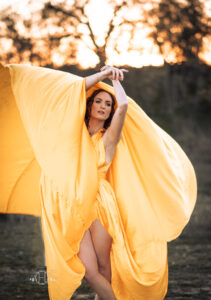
left=0, top=0, right=210, bottom=68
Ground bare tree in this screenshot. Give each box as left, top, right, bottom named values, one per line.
left=0, top=0, right=147, bottom=68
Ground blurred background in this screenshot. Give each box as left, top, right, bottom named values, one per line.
left=0, top=0, right=210, bottom=299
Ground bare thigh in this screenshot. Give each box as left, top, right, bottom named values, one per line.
left=90, top=219, right=113, bottom=269
left=78, top=228, right=98, bottom=280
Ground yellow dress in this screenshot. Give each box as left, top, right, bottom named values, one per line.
left=92, top=129, right=168, bottom=300
left=0, top=63, right=197, bottom=300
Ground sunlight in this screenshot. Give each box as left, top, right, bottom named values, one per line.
left=199, top=37, right=211, bottom=65
left=107, top=48, right=164, bottom=68
left=85, top=0, right=113, bottom=47
left=0, top=0, right=210, bottom=68
left=0, top=38, right=12, bottom=52
left=51, top=51, right=66, bottom=66
left=76, top=42, right=99, bottom=69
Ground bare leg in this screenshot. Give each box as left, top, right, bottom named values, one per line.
left=86, top=271, right=115, bottom=300
left=95, top=264, right=112, bottom=300
left=90, top=219, right=113, bottom=300
left=99, top=261, right=112, bottom=283
left=78, top=228, right=116, bottom=300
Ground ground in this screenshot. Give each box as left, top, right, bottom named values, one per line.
left=0, top=192, right=210, bottom=300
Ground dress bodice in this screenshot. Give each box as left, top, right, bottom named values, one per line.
left=91, top=129, right=111, bottom=180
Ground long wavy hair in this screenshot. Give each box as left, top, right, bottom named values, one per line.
left=85, top=89, right=116, bottom=130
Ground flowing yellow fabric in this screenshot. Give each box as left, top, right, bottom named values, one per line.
left=0, top=63, right=197, bottom=300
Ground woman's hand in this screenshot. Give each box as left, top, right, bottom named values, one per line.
left=85, top=65, right=128, bottom=91
left=100, top=65, right=128, bottom=81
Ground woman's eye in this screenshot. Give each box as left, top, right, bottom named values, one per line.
left=106, top=103, right=111, bottom=106
left=96, top=100, right=101, bottom=103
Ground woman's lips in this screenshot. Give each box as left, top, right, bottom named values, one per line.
left=98, top=111, right=105, bottom=114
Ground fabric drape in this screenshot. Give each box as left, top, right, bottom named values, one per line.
left=0, top=63, right=197, bottom=299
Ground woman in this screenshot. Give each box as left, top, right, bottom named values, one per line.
left=78, top=65, right=128, bottom=300
left=0, top=63, right=197, bottom=300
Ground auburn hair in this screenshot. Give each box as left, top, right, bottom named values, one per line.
left=85, top=89, right=116, bottom=129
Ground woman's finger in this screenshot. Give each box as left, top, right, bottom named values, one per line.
left=121, top=69, right=129, bottom=73
left=118, top=69, right=123, bottom=80
left=112, top=69, right=115, bottom=80
left=113, top=69, right=116, bottom=80
left=116, top=69, right=120, bottom=80
left=116, top=69, right=121, bottom=80
left=119, top=70, right=124, bottom=80
left=103, top=66, right=127, bottom=80
left=115, top=69, right=118, bottom=80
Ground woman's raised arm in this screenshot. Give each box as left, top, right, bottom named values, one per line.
left=85, top=72, right=106, bottom=91
left=85, top=66, right=127, bottom=91
left=102, top=78, right=128, bottom=165
left=103, top=79, right=128, bottom=148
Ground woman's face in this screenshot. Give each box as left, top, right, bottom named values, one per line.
left=90, top=91, right=113, bottom=121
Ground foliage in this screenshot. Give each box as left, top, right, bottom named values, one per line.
left=146, top=0, right=210, bottom=63
left=0, top=0, right=144, bottom=68
left=0, top=0, right=210, bottom=67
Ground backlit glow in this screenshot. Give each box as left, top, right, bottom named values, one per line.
left=0, top=0, right=210, bottom=68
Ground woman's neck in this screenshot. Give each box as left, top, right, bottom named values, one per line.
left=88, top=118, right=105, bottom=136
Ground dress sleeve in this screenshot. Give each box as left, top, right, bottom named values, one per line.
left=0, top=63, right=98, bottom=221
left=86, top=81, right=197, bottom=243
left=109, top=98, right=197, bottom=242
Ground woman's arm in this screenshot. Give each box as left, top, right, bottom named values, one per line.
left=85, top=72, right=105, bottom=91
left=85, top=66, right=127, bottom=91
left=103, top=79, right=128, bottom=164
left=104, top=79, right=128, bottom=145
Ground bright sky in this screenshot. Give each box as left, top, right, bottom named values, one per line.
left=0, top=0, right=210, bottom=68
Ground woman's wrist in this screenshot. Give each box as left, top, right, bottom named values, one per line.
left=98, top=71, right=107, bottom=81
left=112, top=79, right=122, bottom=86
left=112, top=79, right=128, bottom=106
left=85, top=71, right=106, bottom=90
left=111, top=79, right=119, bottom=84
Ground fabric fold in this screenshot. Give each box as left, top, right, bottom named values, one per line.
left=0, top=63, right=197, bottom=299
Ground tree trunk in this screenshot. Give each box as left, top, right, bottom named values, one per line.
left=96, top=46, right=107, bottom=69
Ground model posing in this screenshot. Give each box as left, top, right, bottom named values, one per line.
left=78, top=65, right=128, bottom=300
left=0, top=62, right=197, bottom=300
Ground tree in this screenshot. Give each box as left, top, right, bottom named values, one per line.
left=146, top=0, right=210, bottom=63
left=0, top=0, right=146, bottom=68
